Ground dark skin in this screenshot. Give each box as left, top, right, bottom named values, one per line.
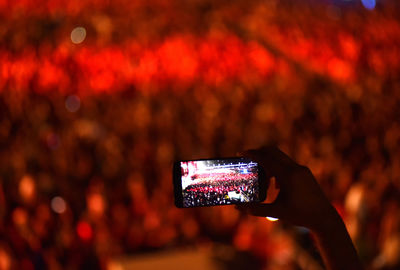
left=236, top=146, right=363, bottom=270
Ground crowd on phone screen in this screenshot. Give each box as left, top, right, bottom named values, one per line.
left=183, top=173, right=258, bottom=207
left=1, top=0, right=400, bottom=269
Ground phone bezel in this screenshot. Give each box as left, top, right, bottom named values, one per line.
left=173, top=157, right=267, bottom=208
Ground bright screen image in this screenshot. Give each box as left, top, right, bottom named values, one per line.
left=180, top=158, right=259, bottom=207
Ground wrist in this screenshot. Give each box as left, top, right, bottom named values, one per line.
left=309, top=206, right=363, bottom=270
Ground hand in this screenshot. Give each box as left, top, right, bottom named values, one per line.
left=237, top=145, right=338, bottom=232
left=237, top=146, right=363, bottom=270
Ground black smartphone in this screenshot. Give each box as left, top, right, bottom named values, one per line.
left=173, top=157, right=266, bottom=208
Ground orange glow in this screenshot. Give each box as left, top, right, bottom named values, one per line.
left=327, top=58, right=353, bottom=82
left=10, top=53, right=37, bottom=91
left=248, top=42, right=274, bottom=76
left=233, top=222, right=252, bottom=251
left=37, top=60, right=67, bottom=91
left=12, top=207, right=28, bottom=226
left=0, top=30, right=388, bottom=93
left=18, top=175, right=35, bottom=203
left=0, top=248, right=11, bottom=270
left=0, top=37, right=314, bottom=93
left=136, top=51, right=159, bottom=83
left=157, top=37, right=198, bottom=81
left=87, top=193, right=105, bottom=217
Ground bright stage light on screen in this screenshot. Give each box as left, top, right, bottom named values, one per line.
left=71, top=27, right=86, bottom=44
left=361, top=0, right=376, bottom=10
left=266, top=216, right=279, bottom=222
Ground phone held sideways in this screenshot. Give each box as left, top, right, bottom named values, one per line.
left=173, top=157, right=266, bottom=208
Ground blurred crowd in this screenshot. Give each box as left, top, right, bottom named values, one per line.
left=1, top=0, right=400, bottom=269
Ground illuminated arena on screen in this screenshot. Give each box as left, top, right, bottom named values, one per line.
left=180, top=159, right=259, bottom=207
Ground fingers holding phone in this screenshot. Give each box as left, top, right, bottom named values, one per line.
left=239, top=146, right=337, bottom=232
left=172, top=146, right=335, bottom=232
left=172, top=147, right=363, bottom=270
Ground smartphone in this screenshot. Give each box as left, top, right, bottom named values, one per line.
left=173, top=157, right=266, bottom=208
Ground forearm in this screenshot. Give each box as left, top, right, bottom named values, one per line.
left=311, top=207, right=363, bottom=270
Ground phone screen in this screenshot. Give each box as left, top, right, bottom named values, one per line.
left=174, top=158, right=263, bottom=207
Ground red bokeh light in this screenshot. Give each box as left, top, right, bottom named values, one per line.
left=76, top=221, right=93, bottom=241
left=1, top=37, right=285, bottom=94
